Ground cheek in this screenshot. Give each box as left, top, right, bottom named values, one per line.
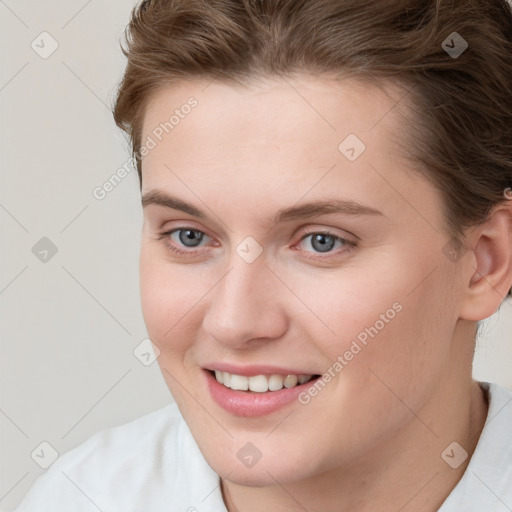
left=139, top=246, right=204, bottom=353
left=139, top=248, right=207, bottom=409
left=340, top=283, right=454, bottom=421
left=280, top=262, right=405, bottom=358
left=139, top=256, right=171, bottom=344
left=299, top=264, right=453, bottom=414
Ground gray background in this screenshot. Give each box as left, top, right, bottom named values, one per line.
left=0, top=1, right=511, bottom=510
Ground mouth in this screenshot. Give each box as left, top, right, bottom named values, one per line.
left=203, top=368, right=322, bottom=417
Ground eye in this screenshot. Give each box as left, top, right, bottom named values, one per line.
left=156, top=226, right=356, bottom=260
left=297, top=230, right=355, bottom=257
left=171, top=228, right=205, bottom=247
left=157, top=227, right=212, bottom=255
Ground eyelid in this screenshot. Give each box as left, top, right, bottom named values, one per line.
left=159, top=220, right=216, bottom=241
left=294, top=225, right=357, bottom=244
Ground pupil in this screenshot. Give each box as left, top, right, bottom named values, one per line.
left=312, top=234, right=335, bottom=253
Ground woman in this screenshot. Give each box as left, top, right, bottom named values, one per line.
left=15, top=0, right=512, bottom=510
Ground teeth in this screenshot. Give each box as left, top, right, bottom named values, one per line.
left=230, top=374, right=249, bottom=391
left=213, top=371, right=313, bottom=392
left=284, top=374, right=298, bottom=388
left=249, top=375, right=268, bottom=393
left=268, top=374, right=284, bottom=391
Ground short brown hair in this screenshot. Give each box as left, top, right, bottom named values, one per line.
left=113, top=0, right=512, bottom=297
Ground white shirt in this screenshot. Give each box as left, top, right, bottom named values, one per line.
left=13, top=381, right=512, bottom=512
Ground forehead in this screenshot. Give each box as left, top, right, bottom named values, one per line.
left=140, top=76, right=408, bottom=181
left=141, top=75, right=406, bottom=156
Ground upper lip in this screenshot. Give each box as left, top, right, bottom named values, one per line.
left=204, top=363, right=318, bottom=377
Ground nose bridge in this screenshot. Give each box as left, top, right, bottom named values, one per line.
left=202, top=255, right=286, bottom=346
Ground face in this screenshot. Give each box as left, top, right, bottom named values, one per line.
left=139, top=76, right=464, bottom=486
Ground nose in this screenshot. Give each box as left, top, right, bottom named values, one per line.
left=202, top=256, right=288, bottom=350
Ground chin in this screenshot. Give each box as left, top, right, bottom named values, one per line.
left=201, top=438, right=325, bottom=487
left=214, top=458, right=310, bottom=487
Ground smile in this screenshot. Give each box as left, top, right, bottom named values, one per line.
left=204, top=368, right=322, bottom=417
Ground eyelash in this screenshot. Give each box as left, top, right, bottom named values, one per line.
left=156, top=227, right=357, bottom=261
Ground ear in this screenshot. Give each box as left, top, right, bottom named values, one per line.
left=459, top=201, right=512, bottom=321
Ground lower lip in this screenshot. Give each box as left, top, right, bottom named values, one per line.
left=204, top=370, right=319, bottom=417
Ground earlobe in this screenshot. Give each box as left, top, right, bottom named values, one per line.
left=459, top=204, right=512, bottom=321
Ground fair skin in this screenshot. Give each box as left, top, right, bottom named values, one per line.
left=138, top=75, right=512, bottom=512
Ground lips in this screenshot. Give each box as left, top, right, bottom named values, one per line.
left=203, top=365, right=321, bottom=417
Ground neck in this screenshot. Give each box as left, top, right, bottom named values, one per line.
left=221, top=322, right=489, bottom=512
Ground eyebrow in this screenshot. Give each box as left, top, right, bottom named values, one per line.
left=141, top=189, right=384, bottom=224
